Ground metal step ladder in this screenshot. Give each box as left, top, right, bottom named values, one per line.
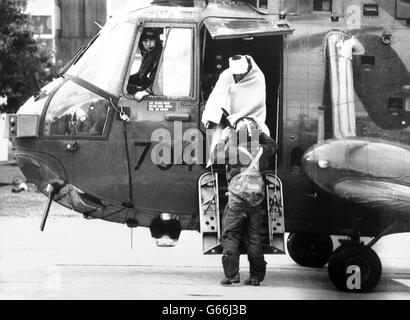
left=198, top=171, right=286, bottom=255
left=198, top=172, right=223, bottom=254
left=265, top=171, right=286, bottom=254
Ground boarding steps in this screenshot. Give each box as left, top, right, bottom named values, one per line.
left=198, top=171, right=285, bottom=255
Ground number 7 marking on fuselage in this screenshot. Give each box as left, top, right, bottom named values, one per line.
left=134, top=142, right=152, bottom=170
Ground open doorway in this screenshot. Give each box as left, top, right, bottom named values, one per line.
left=200, top=28, right=283, bottom=160
left=199, top=29, right=285, bottom=252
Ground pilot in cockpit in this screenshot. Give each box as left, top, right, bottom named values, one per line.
left=127, top=28, right=163, bottom=101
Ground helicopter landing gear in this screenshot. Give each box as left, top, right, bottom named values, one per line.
left=328, top=220, right=403, bottom=293
left=327, top=222, right=400, bottom=293
left=328, top=244, right=381, bottom=293
left=287, top=233, right=333, bottom=268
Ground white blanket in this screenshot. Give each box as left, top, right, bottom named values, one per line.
left=201, top=56, right=269, bottom=136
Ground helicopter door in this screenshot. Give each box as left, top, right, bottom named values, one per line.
left=203, top=17, right=294, bottom=40
left=119, top=24, right=199, bottom=217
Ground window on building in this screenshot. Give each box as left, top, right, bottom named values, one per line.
left=313, top=0, right=332, bottom=12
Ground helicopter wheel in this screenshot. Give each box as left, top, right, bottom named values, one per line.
left=328, top=244, right=382, bottom=293
left=287, top=233, right=333, bottom=268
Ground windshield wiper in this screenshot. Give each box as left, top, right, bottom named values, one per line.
left=57, top=33, right=100, bottom=78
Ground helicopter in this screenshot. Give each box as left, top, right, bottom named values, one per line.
left=3, top=0, right=410, bottom=293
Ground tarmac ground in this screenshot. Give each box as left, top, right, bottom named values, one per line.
left=0, top=215, right=410, bottom=300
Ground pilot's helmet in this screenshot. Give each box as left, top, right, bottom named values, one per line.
left=141, top=28, right=157, bottom=41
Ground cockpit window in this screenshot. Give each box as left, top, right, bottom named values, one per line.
left=66, top=22, right=135, bottom=96
left=153, top=28, right=194, bottom=97
left=44, top=81, right=112, bottom=137
left=127, top=27, right=165, bottom=95
left=126, top=26, right=194, bottom=98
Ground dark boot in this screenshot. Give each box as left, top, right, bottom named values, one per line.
left=221, top=254, right=240, bottom=285
left=244, top=276, right=260, bottom=286
left=220, top=273, right=240, bottom=285
left=249, top=257, right=267, bottom=282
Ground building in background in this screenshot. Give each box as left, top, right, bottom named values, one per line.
left=25, top=0, right=56, bottom=59
left=26, top=0, right=151, bottom=64
left=55, top=0, right=106, bottom=63
left=107, top=0, right=151, bottom=18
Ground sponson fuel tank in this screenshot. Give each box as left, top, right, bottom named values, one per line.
left=302, top=138, right=410, bottom=214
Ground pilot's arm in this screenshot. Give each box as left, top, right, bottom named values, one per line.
left=134, top=49, right=161, bottom=101
left=134, top=70, right=157, bottom=101
left=130, top=72, right=150, bottom=101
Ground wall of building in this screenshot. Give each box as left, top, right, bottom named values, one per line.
left=52, top=0, right=151, bottom=63
left=55, top=0, right=107, bottom=63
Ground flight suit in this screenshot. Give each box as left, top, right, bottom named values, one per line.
left=220, top=120, right=276, bottom=284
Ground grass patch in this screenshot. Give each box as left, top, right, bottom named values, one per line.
left=0, top=164, right=78, bottom=218
left=0, top=185, right=78, bottom=218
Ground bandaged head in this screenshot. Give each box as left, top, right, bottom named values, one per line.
left=229, top=55, right=249, bottom=75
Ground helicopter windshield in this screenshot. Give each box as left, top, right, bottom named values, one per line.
left=43, top=80, right=112, bottom=137
left=66, top=21, right=136, bottom=96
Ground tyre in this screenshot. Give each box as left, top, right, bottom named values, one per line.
left=328, top=245, right=382, bottom=293
left=287, top=233, right=333, bottom=268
